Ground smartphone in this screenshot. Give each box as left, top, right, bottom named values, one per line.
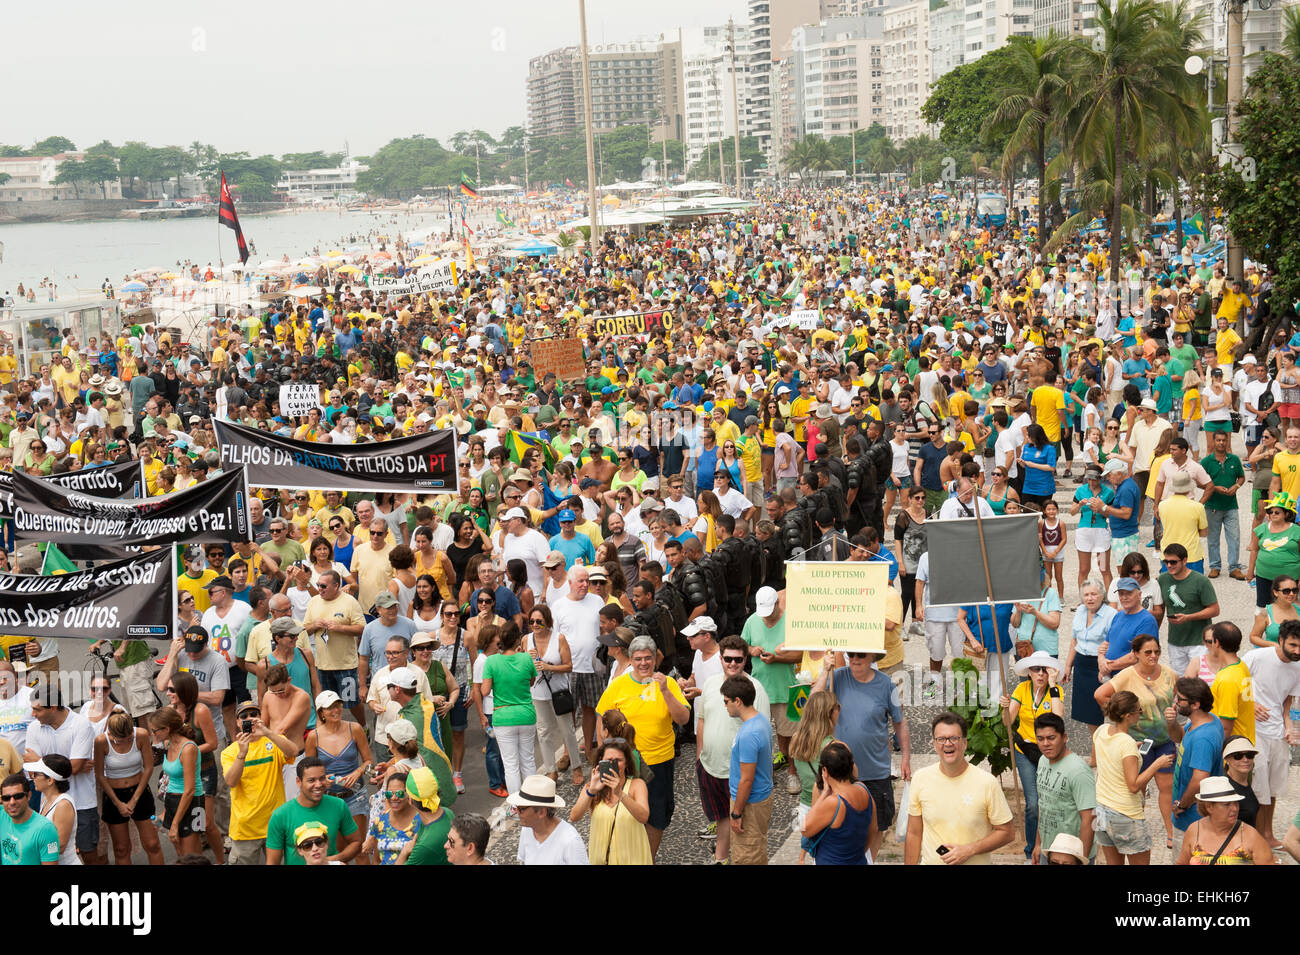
left=241, top=719, right=253, bottom=734
left=597, top=759, right=617, bottom=779
left=8, top=643, right=27, bottom=666
left=936, top=845, right=950, bottom=856
left=1138, top=738, right=1153, bottom=756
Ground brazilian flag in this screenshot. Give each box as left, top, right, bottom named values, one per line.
left=39, top=543, right=78, bottom=576
left=787, top=683, right=812, bottom=723
left=504, top=430, right=557, bottom=471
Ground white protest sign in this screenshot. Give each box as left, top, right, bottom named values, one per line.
left=279, top=382, right=322, bottom=418
left=791, top=309, right=821, bottom=330
left=370, top=258, right=459, bottom=295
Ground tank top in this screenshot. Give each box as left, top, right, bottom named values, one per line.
left=41, top=792, right=83, bottom=866
left=162, top=739, right=205, bottom=799
left=432, top=628, right=470, bottom=688
left=316, top=730, right=362, bottom=800
left=392, top=576, right=417, bottom=617
left=283, top=647, right=317, bottom=731
left=985, top=487, right=1008, bottom=515
left=1188, top=823, right=1254, bottom=864
left=415, top=550, right=452, bottom=600
left=527, top=632, right=569, bottom=701
left=813, top=784, right=873, bottom=866
left=412, top=610, right=440, bottom=633
left=1041, top=519, right=1064, bottom=549
left=103, top=731, right=144, bottom=779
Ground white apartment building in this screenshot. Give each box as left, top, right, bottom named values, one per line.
left=965, top=0, right=1034, bottom=61
left=1191, top=0, right=1296, bottom=87
left=883, top=0, right=932, bottom=140
left=747, top=0, right=823, bottom=163
left=788, top=15, right=884, bottom=140
left=0, top=153, right=122, bottom=202
left=682, top=24, right=749, bottom=170
left=1032, top=0, right=1099, bottom=39
left=930, top=0, right=967, bottom=83
left=276, top=159, right=368, bottom=202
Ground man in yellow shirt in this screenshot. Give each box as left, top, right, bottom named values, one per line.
left=314, top=491, right=355, bottom=545
left=1030, top=370, right=1069, bottom=445
left=0, top=345, right=16, bottom=389
left=1270, top=425, right=1300, bottom=500
left=1216, top=280, right=1251, bottom=326
left=710, top=406, right=741, bottom=446
left=1214, top=316, right=1243, bottom=371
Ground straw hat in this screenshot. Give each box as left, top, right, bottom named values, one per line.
left=507, top=774, right=565, bottom=809
left=1194, top=776, right=1244, bottom=803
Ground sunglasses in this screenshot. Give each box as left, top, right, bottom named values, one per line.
left=383, top=790, right=407, bottom=799
left=479, top=598, right=495, bottom=604
left=1227, top=753, right=1254, bottom=761
left=721, top=655, right=747, bottom=664
left=297, top=837, right=328, bottom=850
left=443, top=609, right=460, bottom=616
left=0, top=793, right=26, bottom=802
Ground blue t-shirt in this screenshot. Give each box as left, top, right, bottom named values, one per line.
left=1173, top=718, right=1226, bottom=831
left=963, top=603, right=1015, bottom=653
left=696, top=446, right=719, bottom=492
left=1122, top=358, right=1151, bottom=394
left=1118, top=317, right=1138, bottom=350
left=730, top=713, right=774, bottom=802
left=1073, top=483, right=1114, bottom=529
left=1021, top=444, right=1058, bottom=496
left=1104, top=608, right=1158, bottom=661
left=359, top=615, right=419, bottom=665
left=1108, top=478, right=1142, bottom=538
left=827, top=666, right=902, bottom=781
left=917, top=441, right=948, bottom=491
left=0, top=810, right=60, bottom=865
left=548, top=531, right=596, bottom=569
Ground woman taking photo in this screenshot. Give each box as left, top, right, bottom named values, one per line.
left=527, top=605, right=585, bottom=787
left=789, top=692, right=840, bottom=865
left=998, top=651, right=1065, bottom=860
left=1017, top=423, right=1057, bottom=510
left=432, top=601, right=474, bottom=793
left=149, top=706, right=205, bottom=858
left=95, top=711, right=164, bottom=866
left=165, top=672, right=224, bottom=863
left=801, top=740, right=876, bottom=866
left=570, top=735, right=652, bottom=865
left=29, top=754, right=82, bottom=865
left=305, top=690, right=375, bottom=840
left=1062, top=580, right=1116, bottom=733
left=1071, top=463, right=1114, bottom=592
left=478, top=621, right=538, bottom=799
left=1248, top=494, right=1300, bottom=608
left=1250, top=575, right=1299, bottom=647
left=1092, top=690, right=1175, bottom=865
left=1095, top=634, right=1179, bottom=850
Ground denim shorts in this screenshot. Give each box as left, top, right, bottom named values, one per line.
left=449, top=692, right=470, bottom=732
left=1094, top=804, right=1151, bottom=854
left=319, top=668, right=359, bottom=705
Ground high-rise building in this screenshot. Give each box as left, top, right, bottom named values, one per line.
left=786, top=15, right=884, bottom=141
left=883, top=0, right=932, bottom=140
left=930, top=0, right=967, bottom=83
left=526, top=38, right=686, bottom=142
left=965, top=0, right=1034, bottom=61
left=746, top=0, right=823, bottom=160
left=682, top=24, right=749, bottom=171
left=1032, top=0, right=1099, bottom=39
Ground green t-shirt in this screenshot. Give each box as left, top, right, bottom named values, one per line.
left=1035, top=751, right=1097, bottom=859
left=1152, top=374, right=1173, bottom=415
left=1170, top=344, right=1198, bottom=377
left=0, top=810, right=60, bottom=865
left=1157, top=571, right=1220, bottom=647
left=482, top=652, right=537, bottom=726
left=1166, top=357, right=1187, bottom=402
left=405, top=808, right=454, bottom=865
left=1252, top=522, right=1300, bottom=581
left=1199, top=453, right=1244, bottom=511
left=110, top=639, right=153, bottom=669
left=741, top=613, right=792, bottom=704
left=266, top=794, right=358, bottom=865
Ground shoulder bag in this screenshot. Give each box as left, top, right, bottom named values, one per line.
left=536, top=636, right=575, bottom=716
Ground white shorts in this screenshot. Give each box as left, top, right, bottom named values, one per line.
left=1075, top=526, right=1112, bottom=555
left=925, top=619, right=964, bottom=663
left=1252, top=734, right=1291, bottom=804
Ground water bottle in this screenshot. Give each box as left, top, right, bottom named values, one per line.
left=1290, top=704, right=1300, bottom=743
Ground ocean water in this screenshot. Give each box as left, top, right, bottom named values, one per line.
left=0, top=207, right=465, bottom=298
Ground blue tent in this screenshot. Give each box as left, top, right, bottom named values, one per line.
left=514, top=238, right=558, bottom=257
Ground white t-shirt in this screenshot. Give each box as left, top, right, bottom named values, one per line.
left=1242, top=646, right=1300, bottom=741
left=0, top=686, right=34, bottom=752
left=502, top=528, right=551, bottom=595
left=716, top=487, right=752, bottom=518
left=544, top=578, right=570, bottom=606
left=27, top=710, right=97, bottom=810
left=201, top=600, right=254, bottom=667
left=516, top=818, right=590, bottom=865
left=690, top=649, right=724, bottom=736
left=663, top=495, right=698, bottom=522
left=473, top=653, right=494, bottom=716
left=550, top=593, right=605, bottom=674
left=1241, top=379, right=1281, bottom=426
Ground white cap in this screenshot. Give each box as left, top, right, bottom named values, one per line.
left=681, top=616, right=718, bottom=636
left=314, top=690, right=342, bottom=710
left=501, top=507, right=527, bottom=521
left=387, top=666, right=419, bottom=691
left=755, top=586, right=779, bottom=616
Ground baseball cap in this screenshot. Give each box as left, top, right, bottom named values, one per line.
left=1139, top=398, right=1158, bottom=411
left=294, top=822, right=329, bottom=847
left=387, top=666, right=419, bottom=690
left=387, top=718, right=417, bottom=745
left=314, top=690, right=342, bottom=709
left=1114, top=577, right=1142, bottom=592
left=755, top=586, right=778, bottom=616
left=543, top=550, right=566, bottom=568
left=269, top=617, right=302, bottom=636
left=681, top=616, right=718, bottom=636
left=22, top=758, right=67, bottom=782
left=586, top=566, right=608, bottom=582
left=203, top=575, right=234, bottom=592
left=557, top=509, right=576, bottom=522
left=373, top=591, right=399, bottom=609
left=501, top=507, right=527, bottom=521
left=1102, top=458, right=1129, bottom=477
left=598, top=626, right=634, bottom=649
left=236, top=700, right=261, bottom=717
left=579, top=477, right=600, bottom=490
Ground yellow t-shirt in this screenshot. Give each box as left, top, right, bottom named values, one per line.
left=1215, top=327, right=1242, bottom=366
left=303, top=593, right=366, bottom=670
left=1272, top=451, right=1300, bottom=500
left=738, top=434, right=763, bottom=483
left=220, top=739, right=291, bottom=841
left=1031, top=386, right=1067, bottom=443
left=879, top=589, right=905, bottom=670
left=178, top=569, right=218, bottom=614
left=791, top=397, right=811, bottom=442
left=907, top=761, right=1014, bottom=865
left=712, top=419, right=741, bottom=447
left=1157, top=494, right=1207, bottom=562
left=0, top=354, right=16, bottom=385
left=595, top=672, right=688, bottom=765
left=1211, top=660, right=1256, bottom=745
left=1010, top=679, right=1062, bottom=746
left=1182, top=388, right=1201, bottom=422
left=1092, top=725, right=1144, bottom=819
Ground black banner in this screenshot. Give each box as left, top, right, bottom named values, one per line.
left=11, top=467, right=250, bottom=548
left=213, top=419, right=459, bottom=493
left=0, top=458, right=142, bottom=520
left=0, top=548, right=173, bottom=641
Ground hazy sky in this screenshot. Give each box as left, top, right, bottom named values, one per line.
left=7, top=0, right=746, bottom=158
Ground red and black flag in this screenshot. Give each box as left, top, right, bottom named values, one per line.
left=218, top=172, right=250, bottom=264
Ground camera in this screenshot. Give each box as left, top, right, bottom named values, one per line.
left=240, top=719, right=253, bottom=734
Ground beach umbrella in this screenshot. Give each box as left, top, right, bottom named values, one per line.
left=336, top=265, right=361, bottom=274
left=159, top=272, right=179, bottom=280
left=411, top=254, right=436, bottom=265
left=119, top=280, right=148, bottom=293
left=326, top=250, right=344, bottom=257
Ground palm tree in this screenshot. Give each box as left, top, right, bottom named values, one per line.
left=1150, top=0, right=1208, bottom=253
left=983, top=33, right=1075, bottom=245
left=783, top=139, right=814, bottom=179
left=1070, top=0, right=1185, bottom=285
left=1044, top=131, right=1143, bottom=254
left=1284, top=5, right=1300, bottom=62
